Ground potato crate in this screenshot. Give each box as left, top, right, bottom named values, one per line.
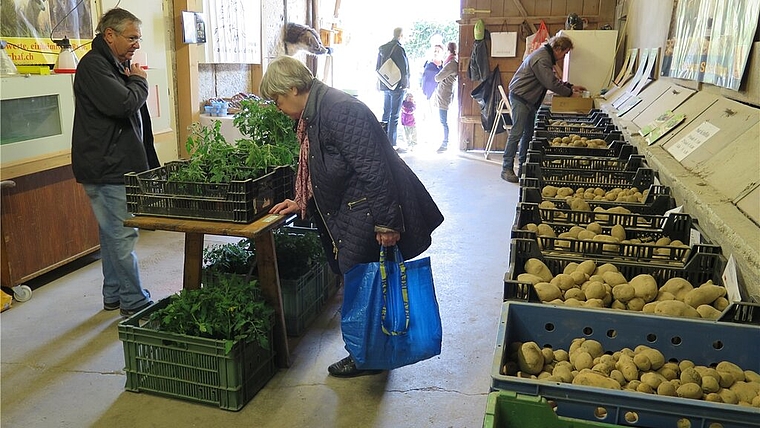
left=125, top=161, right=295, bottom=223
left=503, top=238, right=730, bottom=315
left=491, top=301, right=760, bottom=427
left=537, top=106, right=604, bottom=119
left=511, top=203, right=720, bottom=265
left=535, top=114, right=612, bottom=127
left=521, top=184, right=674, bottom=215
left=483, top=391, right=619, bottom=428
left=118, top=297, right=277, bottom=411
left=522, top=163, right=655, bottom=190
left=530, top=138, right=637, bottom=159
left=525, top=151, right=646, bottom=172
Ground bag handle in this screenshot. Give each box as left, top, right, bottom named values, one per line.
left=379, top=245, right=410, bottom=336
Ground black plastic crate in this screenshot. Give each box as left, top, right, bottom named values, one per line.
left=522, top=163, right=655, bottom=189
left=526, top=151, right=646, bottom=171
left=504, top=238, right=727, bottom=306
left=521, top=183, right=675, bottom=215
left=719, top=301, right=760, bottom=325
left=535, top=114, right=612, bottom=128
left=529, top=138, right=637, bottom=159
left=511, top=203, right=719, bottom=265
left=534, top=128, right=623, bottom=142
left=125, top=162, right=294, bottom=223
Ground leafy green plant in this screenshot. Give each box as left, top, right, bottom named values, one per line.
left=203, top=239, right=255, bottom=275
left=147, top=275, right=273, bottom=354
left=234, top=98, right=299, bottom=149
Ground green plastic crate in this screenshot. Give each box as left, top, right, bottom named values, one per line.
left=483, top=391, right=619, bottom=428
left=118, top=298, right=276, bottom=411
left=281, top=262, right=323, bottom=336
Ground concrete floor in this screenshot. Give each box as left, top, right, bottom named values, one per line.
left=0, top=148, right=519, bottom=428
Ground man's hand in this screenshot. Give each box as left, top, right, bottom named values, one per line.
left=126, top=63, right=147, bottom=79
left=572, top=85, right=587, bottom=92
left=269, top=199, right=299, bottom=215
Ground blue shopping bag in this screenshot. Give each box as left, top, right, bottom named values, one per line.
left=341, top=246, right=442, bottom=370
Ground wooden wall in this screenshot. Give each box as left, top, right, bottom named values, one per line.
left=457, top=0, right=617, bottom=151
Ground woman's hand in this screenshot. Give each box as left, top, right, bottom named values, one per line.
left=269, top=199, right=299, bottom=215
left=376, top=231, right=401, bottom=247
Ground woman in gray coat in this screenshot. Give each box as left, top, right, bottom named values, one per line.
left=433, top=42, right=458, bottom=153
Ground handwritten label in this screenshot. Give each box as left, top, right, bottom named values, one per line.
left=667, top=121, right=720, bottom=161
left=721, top=254, right=741, bottom=302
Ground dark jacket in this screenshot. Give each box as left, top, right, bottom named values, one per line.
left=302, top=79, right=444, bottom=274
left=71, top=34, right=159, bottom=184
left=421, top=60, right=442, bottom=100
left=508, top=43, right=573, bottom=109
left=376, top=39, right=410, bottom=92
left=467, top=39, right=490, bottom=82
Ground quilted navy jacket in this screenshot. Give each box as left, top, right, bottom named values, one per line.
left=302, top=80, right=444, bottom=274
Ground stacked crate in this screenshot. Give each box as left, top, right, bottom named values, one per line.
left=486, top=107, right=760, bottom=427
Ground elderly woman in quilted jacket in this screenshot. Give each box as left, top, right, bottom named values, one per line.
left=261, top=55, right=444, bottom=378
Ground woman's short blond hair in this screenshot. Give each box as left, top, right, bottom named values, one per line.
left=260, top=56, right=314, bottom=100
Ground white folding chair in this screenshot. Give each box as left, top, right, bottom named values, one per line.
left=484, top=85, right=512, bottom=160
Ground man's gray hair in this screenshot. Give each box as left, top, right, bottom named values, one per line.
left=96, top=8, right=141, bottom=34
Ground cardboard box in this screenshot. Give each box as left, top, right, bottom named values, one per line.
left=551, top=96, right=594, bottom=114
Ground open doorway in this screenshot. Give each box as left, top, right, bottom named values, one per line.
left=317, top=0, right=460, bottom=151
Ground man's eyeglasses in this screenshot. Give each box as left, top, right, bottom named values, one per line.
left=117, top=32, right=142, bottom=45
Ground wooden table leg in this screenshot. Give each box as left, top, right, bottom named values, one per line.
left=183, top=232, right=203, bottom=290
left=254, top=230, right=291, bottom=368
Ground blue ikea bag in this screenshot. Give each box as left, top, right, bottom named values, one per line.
left=341, top=246, right=442, bottom=370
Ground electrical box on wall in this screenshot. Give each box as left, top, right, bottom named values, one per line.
left=181, top=11, right=206, bottom=44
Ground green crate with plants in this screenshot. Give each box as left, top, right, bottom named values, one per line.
left=118, top=275, right=276, bottom=411
left=202, top=227, right=329, bottom=336
left=125, top=98, right=298, bottom=223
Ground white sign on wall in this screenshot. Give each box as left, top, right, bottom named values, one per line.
left=667, top=121, right=720, bottom=162
left=203, top=0, right=261, bottom=64
left=490, top=32, right=517, bottom=57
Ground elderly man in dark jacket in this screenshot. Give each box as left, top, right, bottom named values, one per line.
left=71, top=8, right=158, bottom=316
left=501, top=35, right=586, bottom=183
left=261, top=55, right=444, bottom=378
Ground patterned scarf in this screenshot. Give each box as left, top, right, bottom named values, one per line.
left=294, top=116, right=313, bottom=218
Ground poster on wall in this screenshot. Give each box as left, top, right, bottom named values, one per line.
left=0, top=0, right=95, bottom=66
left=665, top=0, right=760, bottom=90
left=202, top=0, right=261, bottom=64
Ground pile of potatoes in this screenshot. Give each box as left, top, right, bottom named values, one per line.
left=517, top=258, right=728, bottom=320
left=542, top=185, right=650, bottom=205
left=523, top=221, right=689, bottom=259
left=503, top=339, right=760, bottom=407
left=536, top=201, right=657, bottom=227
left=549, top=135, right=607, bottom=148
left=547, top=120, right=596, bottom=128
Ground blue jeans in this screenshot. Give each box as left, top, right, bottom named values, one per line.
left=381, top=88, right=405, bottom=146
left=82, top=184, right=150, bottom=310
left=502, top=94, right=537, bottom=173
left=439, top=108, right=449, bottom=146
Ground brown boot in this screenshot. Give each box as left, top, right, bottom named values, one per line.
left=501, top=169, right=518, bottom=183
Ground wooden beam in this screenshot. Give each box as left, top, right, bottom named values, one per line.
left=512, top=0, right=537, bottom=33
left=174, top=0, right=202, bottom=159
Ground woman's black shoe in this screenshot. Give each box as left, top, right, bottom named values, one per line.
left=327, top=356, right=383, bottom=378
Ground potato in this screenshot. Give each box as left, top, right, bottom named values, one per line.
left=536, top=223, right=556, bottom=238
left=595, top=263, right=619, bottom=275
left=745, top=370, right=760, bottom=383
left=584, top=281, right=607, bottom=300
left=567, top=225, right=585, bottom=238
left=730, top=381, right=760, bottom=403
left=534, top=282, right=562, bottom=302
left=641, top=372, right=667, bottom=389
left=610, top=224, right=626, bottom=241
left=517, top=342, right=544, bottom=375
left=719, top=388, right=739, bottom=404
left=655, top=290, right=676, bottom=301
left=542, top=185, right=559, bottom=197
left=571, top=351, right=594, bottom=371
left=551, top=274, right=576, bottom=291
left=630, top=274, right=658, bottom=302
left=579, top=340, right=605, bottom=359
left=705, top=392, right=723, bottom=403
left=610, top=299, right=626, bottom=310
left=609, top=369, right=626, bottom=387
left=593, top=234, right=620, bottom=251
left=553, top=349, right=569, bottom=362
left=702, top=375, right=721, bottom=393
left=677, top=383, right=703, bottom=399
left=659, top=277, right=693, bottom=300
left=616, top=355, right=640, bottom=381
left=683, top=281, right=726, bottom=308
left=552, top=365, right=574, bottom=383
left=524, top=223, right=539, bottom=233
left=564, top=298, right=583, bottom=307
left=563, top=262, right=580, bottom=275
left=585, top=298, right=605, bottom=308
left=717, top=361, right=746, bottom=382
left=541, top=347, right=555, bottom=364
left=633, top=353, right=652, bottom=371
left=576, top=260, right=596, bottom=276
left=564, top=288, right=586, bottom=301
left=626, top=297, right=646, bottom=311
left=642, top=302, right=658, bottom=313
left=657, top=381, right=677, bottom=396
left=572, top=370, right=621, bottom=390
left=525, top=258, right=553, bottom=282
left=517, top=273, right=545, bottom=285
left=638, top=348, right=665, bottom=370
left=681, top=367, right=702, bottom=385
left=713, top=296, right=730, bottom=311
left=603, top=271, right=628, bottom=286
left=654, top=300, right=700, bottom=318
left=577, top=230, right=597, bottom=240
left=612, top=283, right=636, bottom=303
left=696, top=304, right=722, bottom=319
left=586, top=222, right=603, bottom=234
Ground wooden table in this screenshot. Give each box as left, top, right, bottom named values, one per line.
left=124, top=214, right=292, bottom=367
